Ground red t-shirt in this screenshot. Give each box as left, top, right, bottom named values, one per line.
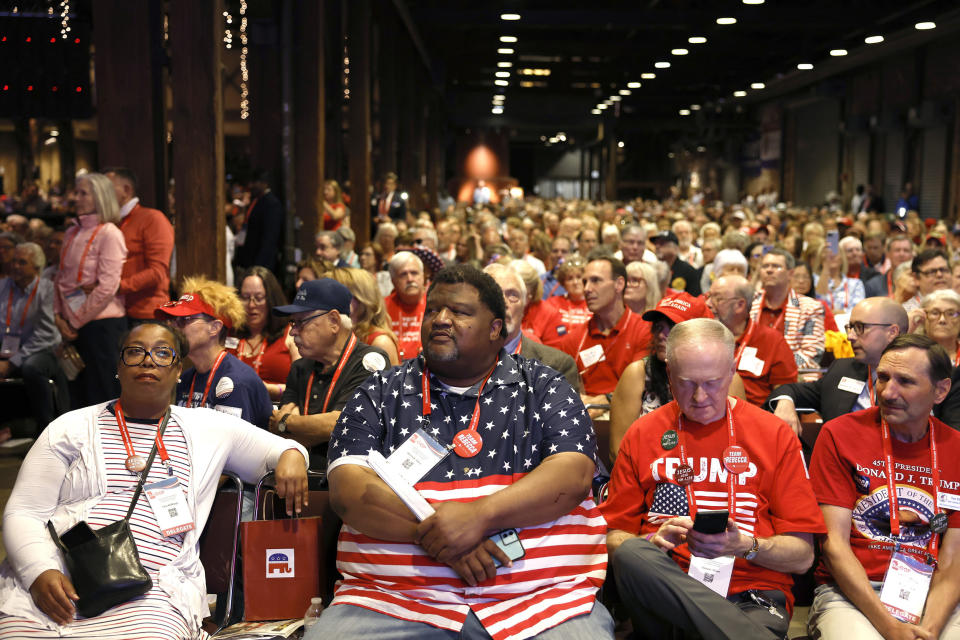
left=601, top=399, right=825, bottom=608
left=384, top=292, right=426, bottom=361
left=735, top=322, right=798, bottom=406
left=522, top=298, right=563, bottom=346
left=557, top=308, right=652, bottom=395
left=810, top=408, right=960, bottom=583
left=227, top=327, right=293, bottom=387
left=546, top=295, right=593, bottom=335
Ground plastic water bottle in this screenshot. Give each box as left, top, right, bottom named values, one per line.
left=303, top=597, right=324, bottom=630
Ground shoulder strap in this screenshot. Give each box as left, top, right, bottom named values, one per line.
left=124, top=408, right=171, bottom=522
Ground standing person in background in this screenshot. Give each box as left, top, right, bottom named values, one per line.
left=234, top=170, right=283, bottom=275
left=229, top=266, right=300, bottom=402
left=104, top=167, right=174, bottom=324
left=327, top=267, right=401, bottom=366
left=320, top=179, right=349, bottom=231
left=155, top=276, right=272, bottom=429
left=54, top=172, right=128, bottom=406
left=371, top=172, right=406, bottom=226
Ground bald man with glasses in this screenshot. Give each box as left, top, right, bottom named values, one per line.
left=767, top=297, right=908, bottom=438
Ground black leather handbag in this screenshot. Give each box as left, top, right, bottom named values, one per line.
left=46, top=409, right=170, bottom=619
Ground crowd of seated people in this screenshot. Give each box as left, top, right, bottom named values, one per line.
left=6, top=174, right=960, bottom=638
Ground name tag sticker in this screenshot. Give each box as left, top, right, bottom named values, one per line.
left=688, top=554, right=734, bottom=596
left=578, top=344, right=605, bottom=368
left=879, top=550, right=933, bottom=624
left=838, top=376, right=866, bottom=394
left=939, top=492, right=960, bottom=511
left=0, top=333, right=20, bottom=359
left=144, top=475, right=195, bottom=537
left=224, top=336, right=240, bottom=350
left=737, top=347, right=765, bottom=376
left=213, top=404, right=243, bottom=418
left=64, top=289, right=87, bottom=313
left=387, top=427, right=449, bottom=485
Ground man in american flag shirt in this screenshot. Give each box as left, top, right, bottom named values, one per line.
left=601, top=318, right=825, bottom=639
left=305, top=265, right=612, bottom=640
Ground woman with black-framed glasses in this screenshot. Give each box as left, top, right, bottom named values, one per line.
left=918, top=289, right=960, bottom=366
left=0, top=320, right=309, bottom=636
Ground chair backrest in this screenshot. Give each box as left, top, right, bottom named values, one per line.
left=198, top=471, right=243, bottom=632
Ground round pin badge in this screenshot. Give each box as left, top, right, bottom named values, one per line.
left=215, top=376, right=235, bottom=399
left=723, top=445, right=750, bottom=474
left=452, top=430, right=483, bottom=458
left=125, top=455, right=146, bottom=473
left=930, top=512, right=949, bottom=535
left=661, top=430, right=678, bottom=450
left=674, top=463, right=694, bottom=486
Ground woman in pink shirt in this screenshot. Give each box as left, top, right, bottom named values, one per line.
left=54, top=173, right=128, bottom=405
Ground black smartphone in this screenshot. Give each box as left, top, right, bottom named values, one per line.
left=490, top=528, right=525, bottom=567
left=693, top=510, right=729, bottom=534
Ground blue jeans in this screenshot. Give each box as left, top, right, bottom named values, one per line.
left=303, top=600, right=614, bottom=640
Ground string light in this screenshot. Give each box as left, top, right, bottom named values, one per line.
left=223, top=10, right=233, bottom=49
left=59, top=0, right=70, bottom=39
left=239, top=0, right=249, bottom=120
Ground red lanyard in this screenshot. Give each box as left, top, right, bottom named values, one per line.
left=304, top=333, right=358, bottom=414
left=243, top=197, right=259, bottom=226
left=187, top=350, right=227, bottom=408
left=61, top=224, right=103, bottom=284
left=239, top=336, right=267, bottom=374
left=758, top=290, right=789, bottom=331
left=5, top=280, right=39, bottom=332
left=421, top=361, right=497, bottom=430
left=886, top=270, right=894, bottom=299
left=115, top=402, right=170, bottom=467
left=676, top=400, right=738, bottom=519
left=865, top=366, right=875, bottom=407
left=512, top=337, right=523, bottom=355
left=881, top=417, right=941, bottom=560
left=734, top=320, right=757, bottom=364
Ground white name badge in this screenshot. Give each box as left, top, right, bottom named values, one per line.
left=224, top=336, right=240, bottom=350
left=387, top=427, right=449, bottom=485
left=737, top=347, right=765, bottom=376
left=579, top=344, right=605, bottom=368
left=0, top=333, right=20, bottom=359
left=687, top=554, right=734, bottom=596
left=214, top=404, right=243, bottom=418
left=838, top=376, right=866, bottom=395
left=879, top=550, right=934, bottom=624
left=144, top=475, right=195, bottom=537
left=939, top=492, right=960, bottom=511
left=64, top=289, right=87, bottom=313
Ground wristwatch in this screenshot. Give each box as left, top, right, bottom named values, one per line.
left=277, top=413, right=291, bottom=433
left=743, top=536, right=760, bottom=560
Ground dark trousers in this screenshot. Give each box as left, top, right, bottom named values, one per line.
left=75, top=317, right=127, bottom=406
left=20, top=348, right=69, bottom=431
left=613, top=537, right=789, bottom=640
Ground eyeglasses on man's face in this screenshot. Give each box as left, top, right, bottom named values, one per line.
left=918, top=266, right=950, bottom=277
left=121, top=346, right=179, bottom=367
left=289, top=310, right=332, bottom=331
left=844, top=321, right=893, bottom=335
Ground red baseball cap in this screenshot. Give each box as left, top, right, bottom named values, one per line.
left=642, top=291, right=708, bottom=325
left=155, top=293, right=233, bottom=328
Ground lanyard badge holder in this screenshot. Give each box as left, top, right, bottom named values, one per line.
left=878, top=418, right=946, bottom=624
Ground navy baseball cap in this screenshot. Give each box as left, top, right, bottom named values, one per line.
left=273, top=278, right=352, bottom=316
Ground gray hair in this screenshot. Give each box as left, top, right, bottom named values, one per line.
left=388, top=251, right=424, bottom=277
left=336, top=227, right=355, bottom=243
left=666, top=318, right=735, bottom=364
left=77, top=173, right=121, bottom=225
left=374, top=222, right=398, bottom=241
left=713, top=249, right=748, bottom=273
left=16, top=242, right=46, bottom=271
left=921, top=289, right=960, bottom=311
left=621, top=224, right=646, bottom=240
left=839, top=236, right=862, bottom=252
left=764, top=247, right=796, bottom=270
left=484, top=262, right=527, bottom=301
left=317, top=230, right=344, bottom=250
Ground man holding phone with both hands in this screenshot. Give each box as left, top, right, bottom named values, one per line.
left=601, top=318, right=826, bottom=639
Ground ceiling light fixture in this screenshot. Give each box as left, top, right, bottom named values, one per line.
left=797, top=63, right=814, bottom=70
left=495, top=71, right=511, bottom=78
left=743, top=0, right=764, bottom=4
left=750, top=82, right=765, bottom=89
left=688, top=36, right=707, bottom=44
left=499, top=35, right=517, bottom=43
left=627, top=81, right=641, bottom=88
left=641, top=73, right=656, bottom=79
left=654, top=61, right=671, bottom=68
left=597, top=104, right=608, bottom=110
left=492, top=107, right=503, bottom=114
left=829, top=49, right=848, bottom=56
left=733, top=90, right=747, bottom=97
left=498, top=61, right=512, bottom=67
left=500, top=13, right=520, bottom=21
left=619, top=89, right=632, bottom=95
left=591, top=109, right=601, bottom=115
left=864, top=35, right=884, bottom=44
left=915, top=21, right=936, bottom=30
left=495, top=79, right=509, bottom=86
left=716, top=17, right=736, bottom=25
left=671, top=48, right=689, bottom=55
left=679, top=109, right=691, bottom=116
left=690, top=104, right=701, bottom=110
left=618, top=141, right=624, bottom=148
left=610, top=95, right=621, bottom=101
left=497, top=48, right=514, bottom=55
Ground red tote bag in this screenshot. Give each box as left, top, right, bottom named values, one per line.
left=241, top=517, right=322, bottom=620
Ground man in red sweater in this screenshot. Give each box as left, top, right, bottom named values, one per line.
left=383, top=251, right=427, bottom=361
left=105, top=168, right=174, bottom=322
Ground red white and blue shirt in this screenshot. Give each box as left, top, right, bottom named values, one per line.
left=327, top=351, right=607, bottom=640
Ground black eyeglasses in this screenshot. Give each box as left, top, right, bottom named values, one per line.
left=289, top=310, right=332, bottom=330
left=844, top=321, right=893, bottom=335
left=919, top=266, right=950, bottom=277
left=121, top=346, right=179, bottom=367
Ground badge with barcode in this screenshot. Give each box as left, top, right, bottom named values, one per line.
left=144, top=474, right=195, bottom=537
left=879, top=550, right=934, bottom=624
left=687, top=554, right=734, bottom=596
